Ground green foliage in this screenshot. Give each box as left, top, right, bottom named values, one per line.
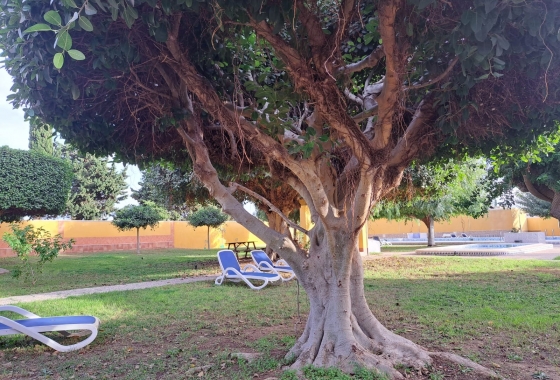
left=0, top=0, right=557, bottom=160
left=58, top=145, right=128, bottom=220
left=111, top=203, right=165, bottom=231
left=515, top=192, right=551, bottom=218
left=132, top=163, right=209, bottom=219
left=2, top=224, right=74, bottom=284
left=28, top=117, right=53, bottom=156
left=0, top=146, right=73, bottom=222
left=372, top=158, right=491, bottom=223
left=186, top=206, right=228, bottom=229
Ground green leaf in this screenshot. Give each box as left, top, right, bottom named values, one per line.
left=495, top=34, right=510, bottom=51
left=470, top=11, right=484, bottom=34
left=56, top=31, right=72, bottom=50
left=406, top=22, right=413, bottom=37
left=84, top=3, right=98, bottom=15
left=53, top=53, right=64, bottom=69
left=23, top=23, right=52, bottom=34
left=485, top=0, right=498, bottom=13
left=417, top=0, right=435, bottom=10
left=44, top=11, right=62, bottom=26
left=67, top=49, right=85, bottom=60
left=71, top=85, right=80, bottom=100
left=78, top=17, right=94, bottom=32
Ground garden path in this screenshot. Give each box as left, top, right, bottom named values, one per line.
left=0, top=275, right=218, bottom=306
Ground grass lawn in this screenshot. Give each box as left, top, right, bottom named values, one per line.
left=1, top=256, right=560, bottom=379
left=380, top=245, right=428, bottom=252
left=0, top=249, right=221, bottom=298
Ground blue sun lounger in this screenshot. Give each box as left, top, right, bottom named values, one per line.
left=0, top=305, right=99, bottom=352
left=215, top=250, right=281, bottom=290
left=250, top=250, right=295, bottom=281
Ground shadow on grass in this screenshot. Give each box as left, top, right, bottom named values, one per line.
left=1, top=256, right=559, bottom=379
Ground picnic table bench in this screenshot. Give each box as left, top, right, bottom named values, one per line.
left=227, top=241, right=257, bottom=260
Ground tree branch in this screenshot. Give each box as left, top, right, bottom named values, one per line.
left=372, top=0, right=403, bottom=150
left=336, top=46, right=385, bottom=76
left=523, top=175, right=554, bottom=202
left=230, top=182, right=309, bottom=235
left=405, top=57, right=459, bottom=91
left=387, top=96, right=435, bottom=167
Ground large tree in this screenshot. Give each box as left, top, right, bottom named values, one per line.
left=372, top=158, right=491, bottom=246
left=59, top=145, right=129, bottom=220
left=2, top=0, right=559, bottom=377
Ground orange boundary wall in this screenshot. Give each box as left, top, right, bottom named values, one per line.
left=0, top=220, right=265, bottom=257
left=0, top=209, right=555, bottom=257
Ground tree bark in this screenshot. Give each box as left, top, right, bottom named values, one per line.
left=136, top=227, right=140, bottom=254
left=549, top=192, right=560, bottom=221
left=285, top=221, right=432, bottom=378
left=421, top=216, right=435, bottom=247
left=207, top=226, right=211, bottom=249
left=265, top=210, right=291, bottom=260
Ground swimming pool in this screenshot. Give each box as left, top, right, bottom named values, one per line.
left=415, top=243, right=553, bottom=256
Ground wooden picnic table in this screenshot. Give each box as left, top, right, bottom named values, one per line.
left=227, top=241, right=257, bottom=260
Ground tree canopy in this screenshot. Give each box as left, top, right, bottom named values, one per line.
left=1, top=0, right=559, bottom=377
left=372, top=158, right=491, bottom=245
left=0, top=146, right=73, bottom=222
left=58, top=145, right=128, bottom=220
left=497, top=145, right=560, bottom=221
left=186, top=205, right=228, bottom=249
left=515, top=191, right=551, bottom=219
left=112, top=203, right=165, bottom=253
left=28, top=117, right=54, bottom=156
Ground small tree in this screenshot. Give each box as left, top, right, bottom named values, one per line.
left=0, top=146, right=73, bottom=222
left=186, top=206, right=228, bottom=249
left=372, top=159, right=491, bottom=246
left=111, top=203, right=165, bottom=254
left=2, top=224, right=74, bottom=284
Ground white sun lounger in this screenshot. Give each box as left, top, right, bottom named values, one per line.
left=215, top=250, right=281, bottom=290
left=0, top=305, right=99, bottom=352
left=250, top=250, right=295, bottom=281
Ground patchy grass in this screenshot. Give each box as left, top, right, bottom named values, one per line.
left=1, top=256, right=560, bottom=379
left=0, top=249, right=220, bottom=297
left=554, top=256, right=560, bottom=260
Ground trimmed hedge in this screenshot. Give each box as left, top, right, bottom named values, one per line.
left=0, top=146, right=73, bottom=222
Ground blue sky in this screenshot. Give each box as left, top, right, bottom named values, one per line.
left=0, top=68, right=140, bottom=207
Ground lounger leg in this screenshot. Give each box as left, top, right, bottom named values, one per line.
left=0, top=317, right=98, bottom=352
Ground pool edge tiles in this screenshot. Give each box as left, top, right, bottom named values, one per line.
left=415, top=243, right=554, bottom=256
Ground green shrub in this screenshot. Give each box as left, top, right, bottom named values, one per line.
left=2, top=224, right=74, bottom=284
left=0, top=146, right=72, bottom=222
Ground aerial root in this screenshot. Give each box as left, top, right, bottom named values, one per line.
left=429, top=352, right=501, bottom=379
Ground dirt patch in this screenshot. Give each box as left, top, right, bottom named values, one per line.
left=0, top=269, right=8, bottom=275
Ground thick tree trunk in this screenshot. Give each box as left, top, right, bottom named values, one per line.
left=285, top=221, right=494, bottom=378
left=421, top=216, right=435, bottom=247
left=136, top=228, right=140, bottom=254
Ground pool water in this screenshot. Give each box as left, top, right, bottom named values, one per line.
left=415, top=243, right=553, bottom=256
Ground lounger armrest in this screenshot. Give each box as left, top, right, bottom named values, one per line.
left=257, top=262, right=275, bottom=271
left=242, top=263, right=261, bottom=272
left=276, top=259, right=288, bottom=267
left=223, top=267, right=244, bottom=276
left=0, top=305, right=41, bottom=319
